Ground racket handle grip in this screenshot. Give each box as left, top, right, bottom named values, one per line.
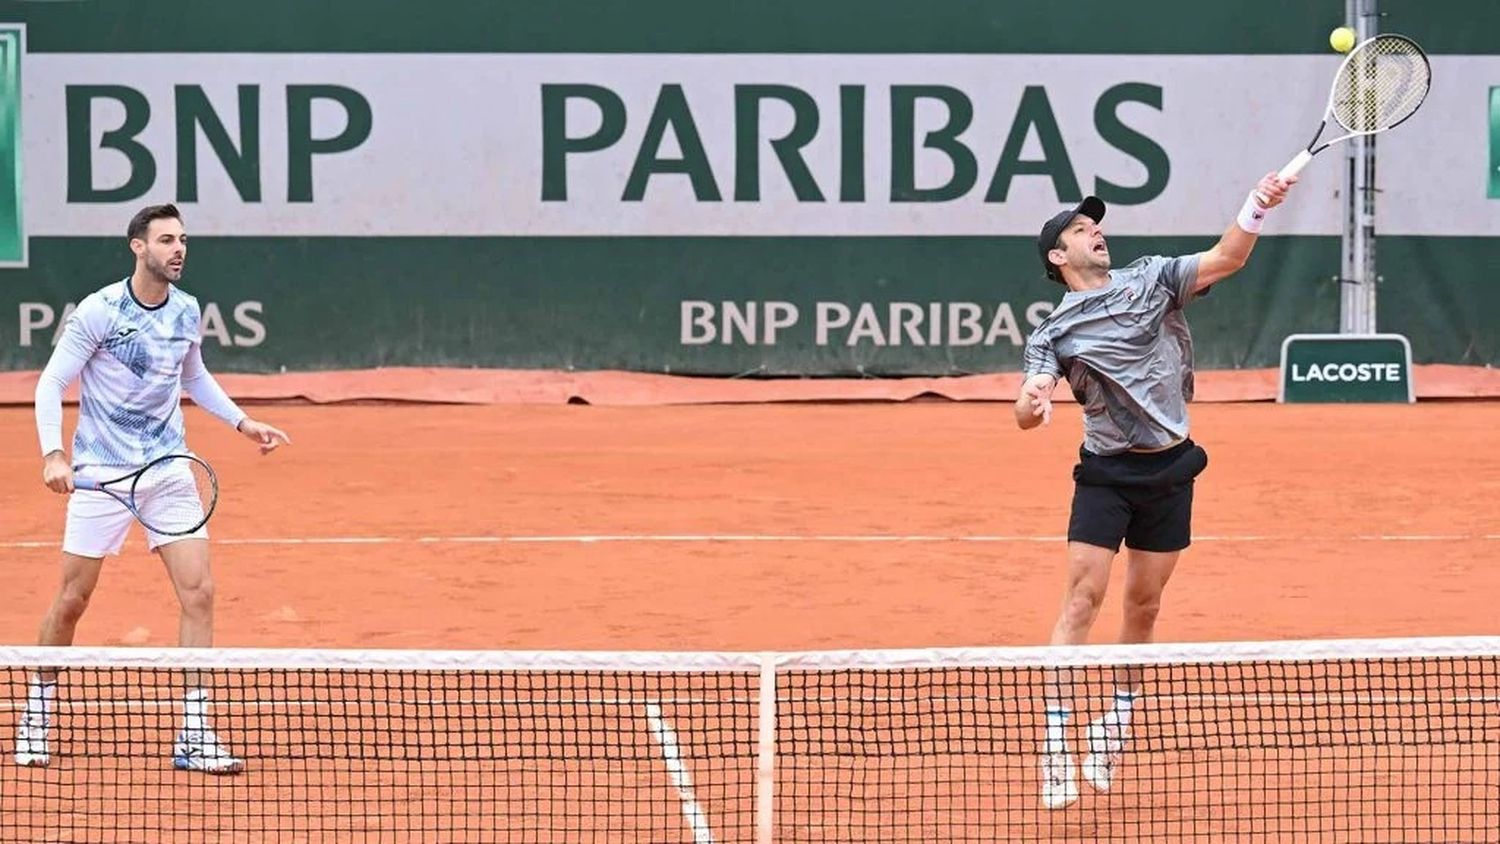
left=72, top=478, right=100, bottom=491
left=1277, top=149, right=1314, bottom=182
left=1256, top=150, right=1314, bottom=204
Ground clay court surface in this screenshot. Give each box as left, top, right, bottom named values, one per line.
left=1, top=401, right=1496, bottom=842
left=0, top=401, right=1495, bottom=650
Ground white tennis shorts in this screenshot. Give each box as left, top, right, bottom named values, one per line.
left=63, top=466, right=209, bottom=558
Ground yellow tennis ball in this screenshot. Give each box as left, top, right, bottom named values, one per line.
left=1330, top=26, right=1356, bottom=53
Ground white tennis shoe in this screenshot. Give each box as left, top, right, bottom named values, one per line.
left=13, top=712, right=50, bottom=768
left=1082, top=717, right=1129, bottom=792
left=1040, top=750, right=1079, bottom=809
left=173, top=729, right=245, bottom=775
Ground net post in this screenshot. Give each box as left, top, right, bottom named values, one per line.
left=755, top=652, right=777, bottom=844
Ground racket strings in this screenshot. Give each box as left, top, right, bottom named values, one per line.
left=134, top=458, right=217, bottom=534
left=1333, top=37, right=1429, bottom=133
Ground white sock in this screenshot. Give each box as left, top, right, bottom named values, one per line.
left=1044, top=706, right=1071, bottom=754
left=25, top=678, right=56, bottom=725
left=1106, top=690, right=1138, bottom=730
left=183, top=689, right=210, bottom=734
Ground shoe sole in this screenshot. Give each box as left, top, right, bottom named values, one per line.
left=1042, top=790, right=1079, bottom=810
left=173, top=756, right=246, bottom=775
left=14, top=753, right=50, bottom=768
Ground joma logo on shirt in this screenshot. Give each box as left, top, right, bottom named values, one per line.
left=104, top=326, right=142, bottom=348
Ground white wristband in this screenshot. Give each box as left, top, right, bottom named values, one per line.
left=1236, top=191, right=1269, bottom=234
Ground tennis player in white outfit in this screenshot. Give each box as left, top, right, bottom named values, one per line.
left=16, top=204, right=290, bottom=774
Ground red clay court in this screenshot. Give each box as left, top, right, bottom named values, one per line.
left=1, top=400, right=1495, bottom=841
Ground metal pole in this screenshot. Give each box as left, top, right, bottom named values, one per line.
left=1343, top=0, right=1379, bottom=334
left=1341, top=0, right=1359, bottom=333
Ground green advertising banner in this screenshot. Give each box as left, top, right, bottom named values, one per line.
left=0, top=2, right=1494, bottom=375
left=0, top=236, right=1341, bottom=374
left=1279, top=334, right=1414, bottom=403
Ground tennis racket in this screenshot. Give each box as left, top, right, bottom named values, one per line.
left=75, top=454, right=219, bottom=536
left=1258, top=33, right=1431, bottom=203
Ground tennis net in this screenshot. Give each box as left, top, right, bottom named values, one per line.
left=3, top=636, right=1497, bottom=842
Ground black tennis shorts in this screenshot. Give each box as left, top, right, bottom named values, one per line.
left=1067, top=439, right=1209, bottom=553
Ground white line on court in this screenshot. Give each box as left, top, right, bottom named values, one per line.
left=1354, top=534, right=1476, bottom=541
left=644, top=702, right=718, bottom=844
left=2, top=533, right=1496, bottom=549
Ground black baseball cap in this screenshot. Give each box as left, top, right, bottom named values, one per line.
left=1037, top=196, right=1106, bottom=282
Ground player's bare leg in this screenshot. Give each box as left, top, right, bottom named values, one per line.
left=38, top=552, right=106, bottom=649
left=1040, top=542, right=1115, bottom=808
left=1083, top=549, right=1182, bottom=793
left=160, top=539, right=215, bottom=649
left=1049, top=543, right=1117, bottom=647
left=15, top=553, right=105, bottom=767
left=159, top=539, right=243, bottom=775
left=1119, top=549, right=1179, bottom=649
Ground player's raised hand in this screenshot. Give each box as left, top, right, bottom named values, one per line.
left=41, top=451, right=74, bottom=494
left=237, top=418, right=292, bottom=455
left=1254, top=172, right=1298, bottom=209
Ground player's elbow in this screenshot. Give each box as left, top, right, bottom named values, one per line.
left=1209, top=247, right=1249, bottom=274
left=1196, top=254, right=1247, bottom=291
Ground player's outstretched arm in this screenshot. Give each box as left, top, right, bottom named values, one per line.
left=181, top=340, right=291, bottom=455
left=1192, top=172, right=1297, bottom=294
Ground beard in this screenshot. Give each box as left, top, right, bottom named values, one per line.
left=145, top=253, right=183, bottom=282
left=1080, top=246, right=1111, bottom=274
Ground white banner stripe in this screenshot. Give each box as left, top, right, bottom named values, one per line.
left=23, top=55, right=1500, bottom=237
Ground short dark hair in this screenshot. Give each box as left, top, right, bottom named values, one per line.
left=127, top=204, right=183, bottom=241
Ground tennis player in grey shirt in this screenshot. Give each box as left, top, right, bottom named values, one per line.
left=1017, top=172, right=1297, bottom=809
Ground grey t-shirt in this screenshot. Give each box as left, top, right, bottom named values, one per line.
left=1021, top=254, right=1202, bottom=456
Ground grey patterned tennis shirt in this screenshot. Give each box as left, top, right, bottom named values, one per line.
left=1021, top=254, right=1202, bottom=456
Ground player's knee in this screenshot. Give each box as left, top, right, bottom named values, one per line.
left=1123, top=588, right=1163, bottom=624
left=1064, top=583, right=1106, bottom=624
left=178, top=578, right=216, bottom=618
left=52, top=586, right=94, bottom=624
